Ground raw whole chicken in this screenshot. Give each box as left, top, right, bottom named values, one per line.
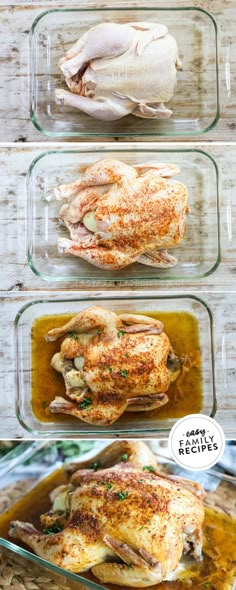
left=43, top=305, right=182, bottom=426
left=55, top=22, right=181, bottom=121
left=56, top=159, right=189, bottom=270
left=9, top=441, right=205, bottom=587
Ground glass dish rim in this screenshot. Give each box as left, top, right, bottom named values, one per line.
left=14, top=293, right=216, bottom=437
left=27, top=146, right=221, bottom=282
left=29, top=6, right=220, bottom=138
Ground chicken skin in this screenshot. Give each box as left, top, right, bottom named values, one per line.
left=44, top=306, right=182, bottom=426
left=56, top=159, right=189, bottom=270
left=55, top=22, right=181, bottom=121
left=9, top=441, right=205, bottom=588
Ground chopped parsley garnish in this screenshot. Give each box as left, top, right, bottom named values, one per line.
left=146, top=518, right=151, bottom=523
left=120, top=369, right=128, bottom=378
left=109, top=367, right=113, bottom=372
left=43, top=521, right=62, bottom=535
left=97, top=329, right=103, bottom=335
left=79, top=397, right=92, bottom=409
left=143, top=465, right=155, bottom=473
left=89, top=461, right=99, bottom=471
left=117, top=329, right=125, bottom=338
left=137, top=479, right=143, bottom=483
left=101, top=481, right=112, bottom=489
left=68, top=331, right=78, bottom=340
left=117, top=491, right=129, bottom=501
left=139, top=526, right=144, bottom=531
left=127, top=564, right=133, bottom=569
left=121, top=453, right=128, bottom=461
left=125, top=353, right=129, bottom=357
left=204, top=584, right=211, bottom=588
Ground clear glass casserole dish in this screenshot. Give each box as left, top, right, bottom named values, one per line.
left=0, top=441, right=235, bottom=590
left=15, top=294, right=215, bottom=437
left=30, top=7, right=219, bottom=138
left=27, top=147, right=220, bottom=283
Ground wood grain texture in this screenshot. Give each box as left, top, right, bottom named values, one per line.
left=0, top=0, right=236, bottom=142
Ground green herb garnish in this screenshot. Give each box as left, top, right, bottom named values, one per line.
left=204, top=584, right=211, bottom=588
left=125, top=353, right=129, bottom=357
left=89, top=461, right=99, bottom=471
left=137, top=479, right=143, bottom=483
left=118, top=491, right=129, bottom=501
left=79, top=397, right=92, bottom=409
left=143, top=465, right=155, bottom=473
left=97, top=329, right=103, bottom=335
left=120, top=369, right=128, bottom=378
left=117, top=330, right=125, bottom=338
left=68, top=331, right=78, bottom=340
left=127, top=564, right=133, bottom=569
left=109, top=367, right=113, bottom=372
left=107, top=483, right=113, bottom=490
left=42, top=400, right=47, bottom=409
left=121, top=453, right=128, bottom=461
left=43, top=521, right=62, bottom=535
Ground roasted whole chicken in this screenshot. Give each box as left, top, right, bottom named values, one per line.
left=55, top=22, right=181, bottom=121
left=9, top=441, right=205, bottom=587
left=56, top=159, right=189, bottom=270
left=44, top=306, right=183, bottom=425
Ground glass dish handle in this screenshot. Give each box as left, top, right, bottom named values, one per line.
left=19, top=33, right=31, bottom=114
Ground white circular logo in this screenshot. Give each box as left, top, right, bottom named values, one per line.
left=168, top=414, right=225, bottom=471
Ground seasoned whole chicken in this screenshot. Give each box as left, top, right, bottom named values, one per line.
left=56, top=159, right=189, bottom=270
left=44, top=305, right=182, bottom=425
left=55, top=22, right=181, bottom=122
left=9, top=441, right=205, bottom=587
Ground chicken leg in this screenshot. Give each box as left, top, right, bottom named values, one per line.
left=54, top=159, right=137, bottom=200
left=45, top=306, right=120, bottom=342
left=66, top=440, right=158, bottom=476
left=59, top=23, right=134, bottom=78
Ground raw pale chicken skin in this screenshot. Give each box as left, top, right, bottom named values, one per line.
left=9, top=441, right=205, bottom=587
left=43, top=306, right=182, bottom=425
left=56, top=159, right=189, bottom=270
left=55, top=22, right=181, bottom=121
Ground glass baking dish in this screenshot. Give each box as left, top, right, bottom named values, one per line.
left=29, top=7, right=219, bottom=138
left=27, top=147, right=220, bottom=283
left=0, top=441, right=235, bottom=590
left=15, top=295, right=215, bottom=437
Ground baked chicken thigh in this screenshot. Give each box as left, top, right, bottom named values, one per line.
left=44, top=306, right=181, bottom=425
left=9, top=441, right=205, bottom=588
left=56, top=159, right=189, bottom=270
left=55, top=22, right=181, bottom=121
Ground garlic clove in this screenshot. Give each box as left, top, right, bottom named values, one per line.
left=74, top=356, right=85, bottom=370
left=82, top=210, right=97, bottom=233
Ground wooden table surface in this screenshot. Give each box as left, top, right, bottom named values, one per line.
left=1, top=0, right=236, bottom=142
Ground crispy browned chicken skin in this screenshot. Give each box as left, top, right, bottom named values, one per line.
left=44, top=306, right=181, bottom=425
left=9, top=441, right=205, bottom=587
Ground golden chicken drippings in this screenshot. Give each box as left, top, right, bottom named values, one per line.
left=56, top=159, right=189, bottom=270
left=9, top=441, right=205, bottom=587
left=43, top=306, right=187, bottom=426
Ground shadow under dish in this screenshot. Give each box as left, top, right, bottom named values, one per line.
left=0, top=468, right=235, bottom=590
left=31, top=311, right=202, bottom=425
